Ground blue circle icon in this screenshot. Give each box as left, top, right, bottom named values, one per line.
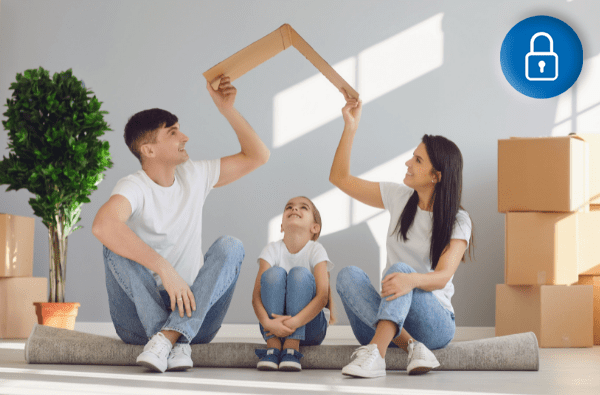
left=500, top=15, right=583, bottom=99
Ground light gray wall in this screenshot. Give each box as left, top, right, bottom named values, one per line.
left=1, top=0, right=599, bottom=326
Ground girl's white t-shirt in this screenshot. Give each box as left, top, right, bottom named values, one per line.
left=110, top=158, right=220, bottom=288
left=380, top=182, right=472, bottom=314
left=258, top=240, right=333, bottom=322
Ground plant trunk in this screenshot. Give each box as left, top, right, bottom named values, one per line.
left=48, top=211, right=68, bottom=303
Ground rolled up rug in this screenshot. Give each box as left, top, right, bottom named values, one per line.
left=25, top=324, right=538, bottom=371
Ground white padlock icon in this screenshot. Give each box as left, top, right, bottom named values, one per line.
left=525, top=32, right=558, bottom=81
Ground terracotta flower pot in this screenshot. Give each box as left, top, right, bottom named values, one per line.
left=33, top=302, right=80, bottom=330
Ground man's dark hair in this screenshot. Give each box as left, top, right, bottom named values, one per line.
left=124, top=108, right=178, bottom=164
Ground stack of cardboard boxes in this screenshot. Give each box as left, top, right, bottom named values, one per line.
left=496, top=134, right=600, bottom=348
left=0, top=213, right=46, bottom=338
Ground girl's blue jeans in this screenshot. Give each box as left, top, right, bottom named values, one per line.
left=336, top=262, right=455, bottom=350
left=103, top=235, right=244, bottom=345
left=259, top=266, right=328, bottom=346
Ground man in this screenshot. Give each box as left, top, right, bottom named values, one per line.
left=92, top=76, right=269, bottom=372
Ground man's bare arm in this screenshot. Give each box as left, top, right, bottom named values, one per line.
left=92, top=195, right=169, bottom=274
left=92, top=194, right=196, bottom=317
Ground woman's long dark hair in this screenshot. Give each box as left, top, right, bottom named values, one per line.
left=392, top=135, right=475, bottom=270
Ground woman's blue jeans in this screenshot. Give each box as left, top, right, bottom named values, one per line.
left=336, top=262, right=455, bottom=350
left=259, top=266, right=327, bottom=346
left=103, top=235, right=244, bottom=345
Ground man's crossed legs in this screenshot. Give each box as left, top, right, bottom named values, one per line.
left=103, top=236, right=244, bottom=372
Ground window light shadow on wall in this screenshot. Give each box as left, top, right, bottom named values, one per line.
left=272, top=13, right=444, bottom=149
left=358, top=13, right=444, bottom=104
left=272, top=57, right=356, bottom=148
left=552, top=52, right=600, bottom=136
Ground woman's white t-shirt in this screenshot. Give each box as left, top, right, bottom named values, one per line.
left=110, top=158, right=220, bottom=288
left=380, top=182, right=472, bottom=314
left=258, top=240, right=333, bottom=322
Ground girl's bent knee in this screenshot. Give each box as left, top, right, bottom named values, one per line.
left=287, top=266, right=312, bottom=284
left=261, top=266, right=286, bottom=286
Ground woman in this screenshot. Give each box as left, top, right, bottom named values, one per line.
left=330, top=89, right=475, bottom=378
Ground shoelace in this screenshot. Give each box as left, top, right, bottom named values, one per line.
left=145, top=334, right=171, bottom=357
left=350, top=345, right=378, bottom=366
left=408, top=340, right=426, bottom=361
left=169, top=344, right=191, bottom=360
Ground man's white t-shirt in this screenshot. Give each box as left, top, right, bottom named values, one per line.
left=258, top=240, right=333, bottom=323
left=380, top=182, right=472, bottom=314
left=110, top=158, right=220, bottom=288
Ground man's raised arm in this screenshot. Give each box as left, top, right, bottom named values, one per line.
left=206, top=76, right=270, bottom=188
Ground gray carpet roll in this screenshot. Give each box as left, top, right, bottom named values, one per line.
left=25, top=324, right=539, bottom=371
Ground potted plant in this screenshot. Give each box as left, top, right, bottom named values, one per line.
left=0, top=67, right=113, bottom=329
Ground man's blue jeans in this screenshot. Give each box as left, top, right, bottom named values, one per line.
left=259, top=266, right=328, bottom=346
left=103, top=235, right=244, bottom=345
left=336, top=262, right=455, bottom=350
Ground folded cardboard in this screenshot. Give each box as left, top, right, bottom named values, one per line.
left=203, top=24, right=359, bottom=99
left=505, top=211, right=600, bottom=285
left=0, top=213, right=35, bottom=277
left=577, top=275, right=600, bottom=345
left=495, top=284, right=593, bottom=348
left=0, top=277, right=47, bottom=338
left=498, top=135, right=589, bottom=213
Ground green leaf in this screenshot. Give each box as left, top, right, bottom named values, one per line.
left=0, top=66, right=113, bottom=244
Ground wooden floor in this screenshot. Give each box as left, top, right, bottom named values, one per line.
left=1, top=336, right=599, bottom=395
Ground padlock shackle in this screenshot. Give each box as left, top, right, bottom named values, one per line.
left=530, top=32, right=553, bottom=53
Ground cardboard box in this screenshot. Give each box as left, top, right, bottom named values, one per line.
left=495, top=284, right=593, bottom=348
left=505, top=211, right=600, bottom=285
left=575, top=134, right=600, bottom=205
left=0, top=277, right=47, bottom=338
left=0, top=213, right=35, bottom=277
left=203, top=24, right=359, bottom=99
left=577, top=275, right=600, bottom=345
left=498, top=135, right=589, bottom=213
left=581, top=264, right=600, bottom=276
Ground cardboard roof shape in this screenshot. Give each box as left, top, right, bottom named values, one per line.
left=203, top=24, right=359, bottom=100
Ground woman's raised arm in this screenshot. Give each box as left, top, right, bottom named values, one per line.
left=329, top=89, right=384, bottom=209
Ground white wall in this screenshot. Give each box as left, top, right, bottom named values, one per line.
left=1, top=0, right=599, bottom=326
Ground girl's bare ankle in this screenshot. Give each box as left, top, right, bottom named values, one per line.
left=266, top=338, right=282, bottom=350
left=283, top=339, right=300, bottom=351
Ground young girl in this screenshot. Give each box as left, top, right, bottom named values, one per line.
left=252, top=196, right=335, bottom=372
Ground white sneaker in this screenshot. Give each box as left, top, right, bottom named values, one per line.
left=406, top=339, right=440, bottom=375
left=342, top=344, right=386, bottom=378
left=136, top=332, right=173, bottom=373
left=167, top=343, right=193, bottom=371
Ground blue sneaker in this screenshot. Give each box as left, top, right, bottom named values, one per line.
left=278, top=348, right=304, bottom=372
left=255, top=348, right=280, bottom=371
